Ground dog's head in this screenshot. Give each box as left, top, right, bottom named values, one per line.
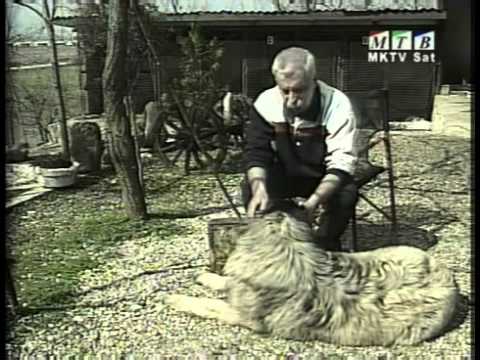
left=260, top=205, right=314, bottom=243
left=259, top=198, right=309, bottom=222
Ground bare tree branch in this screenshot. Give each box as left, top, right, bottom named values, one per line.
left=273, top=0, right=284, bottom=11
left=51, top=0, right=58, bottom=19
left=15, top=0, right=71, bottom=159
left=42, top=0, right=52, bottom=20
left=13, top=0, right=50, bottom=23
left=171, top=0, right=178, bottom=13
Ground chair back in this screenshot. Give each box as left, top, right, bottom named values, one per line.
left=346, top=89, right=389, bottom=131
left=345, top=89, right=392, bottom=173
left=344, top=89, right=397, bottom=250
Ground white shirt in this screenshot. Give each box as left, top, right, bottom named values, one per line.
left=253, top=80, right=358, bottom=176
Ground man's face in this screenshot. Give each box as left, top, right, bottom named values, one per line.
left=276, top=69, right=316, bottom=117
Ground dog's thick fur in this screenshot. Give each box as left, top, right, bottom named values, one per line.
left=166, top=211, right=459, bottom=346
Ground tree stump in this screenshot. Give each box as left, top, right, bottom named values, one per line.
left=207, top=218, right=253, bottom=274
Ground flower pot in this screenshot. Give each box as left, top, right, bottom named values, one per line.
left=35, top=161, right=80, bottom=188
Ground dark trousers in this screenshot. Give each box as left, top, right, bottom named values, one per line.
left=241, top=165, right=358, bottom=251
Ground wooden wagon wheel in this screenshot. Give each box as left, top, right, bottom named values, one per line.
left=211, top=92, right=253, bottom=149
left=158, top=109, right=229, bottom=174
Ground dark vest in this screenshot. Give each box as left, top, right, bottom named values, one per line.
left=253, top=80, right=337, bottom=178
left=273, top=82, right=335, bottom=178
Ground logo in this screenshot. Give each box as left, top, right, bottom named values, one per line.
left=368, top=31, right=390, bottom=50
left=392, top=31, right=412, bottom=50
left=414, top=31, right=435, bottom=50
left=367, top=30, right=435, bottom=63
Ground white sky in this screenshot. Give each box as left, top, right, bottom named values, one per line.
left=7, top=0, right=74, bottom=39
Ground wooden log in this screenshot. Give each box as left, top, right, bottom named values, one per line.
left=6, top=187, right=53, bottom=209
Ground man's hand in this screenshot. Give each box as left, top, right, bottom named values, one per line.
left=297, top=193, right=322, bottom=224
left=297, top=173, right=341, bottom=223
left=247, top=179, right=269, bottom=217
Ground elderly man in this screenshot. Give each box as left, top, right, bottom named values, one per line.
left=241, top=47, right=358, bottom=251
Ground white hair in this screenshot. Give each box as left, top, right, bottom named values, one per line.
left=271, top=47, right=317, bottom=81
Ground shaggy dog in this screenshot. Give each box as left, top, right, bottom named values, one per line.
left=166, top=209, right=459, bottom=346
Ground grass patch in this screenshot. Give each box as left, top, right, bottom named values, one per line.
left=12, top=209, right=184, bottom=311
left=10, top=65, right=82, bottom=119
left=7, top=63, right=83, bottom=146
left=140, top=160, right=243, bottom=215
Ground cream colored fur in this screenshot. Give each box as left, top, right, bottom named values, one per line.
left=166, top=211, right=459, bottom=346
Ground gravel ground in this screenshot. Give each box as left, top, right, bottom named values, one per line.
left=6, top=132, right=473, bottom=359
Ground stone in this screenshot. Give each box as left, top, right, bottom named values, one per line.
left=69, top=122, right=103, bottom=173
left=6, top=143, right=29, bottom=163
left=142, top=100, right=164, bottom=149
left=47, top=123, right=61, bottom=144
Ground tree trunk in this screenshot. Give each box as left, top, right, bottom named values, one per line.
left=43, top=0, right=70, bottom=160
left=103, top=0, right=147, bottom=219
left=6, top=74, right=16, bottom=145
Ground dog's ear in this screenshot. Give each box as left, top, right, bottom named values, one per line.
left=263, top=199, right=296, bottom=214
left=288, top=206, right=311, bottom=224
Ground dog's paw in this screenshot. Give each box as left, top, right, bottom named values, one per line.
left=196, top=272, right=227, bottom=291
left=164, top=294, right=195, bottom=312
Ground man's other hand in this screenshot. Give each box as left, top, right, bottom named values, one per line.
left=247, top=179, right=269, bottom=217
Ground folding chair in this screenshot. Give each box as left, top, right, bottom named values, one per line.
left=344, top=89, right=397, bottom=252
